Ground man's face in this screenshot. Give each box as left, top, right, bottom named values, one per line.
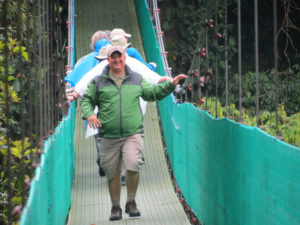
left=107, top=51, right=126, bottom=74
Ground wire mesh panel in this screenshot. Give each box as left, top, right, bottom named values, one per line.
left=143, top=0, right=300, bottom=225
left=158, top=96, right=300, bottom=225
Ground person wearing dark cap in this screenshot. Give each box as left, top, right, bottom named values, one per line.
left=80, top=45, right=186, bottom=221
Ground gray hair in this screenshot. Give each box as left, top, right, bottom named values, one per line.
left=90, top=31, right=109, bottom=49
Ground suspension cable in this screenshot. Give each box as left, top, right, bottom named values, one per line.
left=33, top=0, right=39, bottom=146
left=238, top=0, right=243, bottom=121
left=17, top=0, right=26, bottom=207
left=26, top=0, right=34, bottom=170
left=273, top=0, right=279, bottom=136
left=214, top=0, right=219, bottom=118
left=254, top=0, right=260, bottom=126
left=151, top=0, right=172, bottom=77
left=205, top=25, right=209, bottom=110
left=2, top=0, right=12, bottom=223
left=225, top=0, right=229, bottom=115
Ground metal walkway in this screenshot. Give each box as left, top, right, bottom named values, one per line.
left=67, top=103, right=189, bottom=224
left=67, top=0, right=189, bottom=224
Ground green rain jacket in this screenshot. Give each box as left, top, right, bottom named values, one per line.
left=80, top=65, right=176, bottom=138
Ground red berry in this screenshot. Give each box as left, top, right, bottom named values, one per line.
left=277, top=136, right=284, bottom=141
left=37, top=149, right=44, bottom=155
left=200, top=52, right=206, bottom=58
left=208, top=19, right=214, bottom=28
left=25, top=178, right=31, bottom=189
left=205, top=68, right=212, bottom=76
left=194, top=69, right=199, bottom=77
left=12, top=205, right=22, bottom=217
left=191, top=218, right=197, bottom=224
left=31, top=163, right=39, bottom=169
left=200, top=48, right=206, bottom=58
left=226, top=115, right=233, bottom=120
left=214, top=32, right=222, bottom=40
left=198, top=98, right=205, bottom=105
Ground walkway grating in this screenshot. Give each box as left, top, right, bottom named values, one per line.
left=67, top=103, right=190, bottom=225
left=67, top=0, right=190, bottom=224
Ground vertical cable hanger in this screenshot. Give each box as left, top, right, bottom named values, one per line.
left=214, top=0, right=218, bottom=118
left=273, top=0, right=279, bottom=136
left=33, top=0, right=39, bottom=148
left=254, top=0, right=260, bottom=126
left=197, top=41, right=202, bottom=101
left=224, top=0, right=229, bottom=115
left=45, top=0, right=51, bottom=133
left=26, top=0, right=34, bottom=170
left=42, top=0, right=47, bottom=134
left=205, top=21, right=209, bottom=110
left=16, top=0, right=26, bottom=207
left=38, top=0, right=43, bottom=140
left=238, top=0, right=242, bottom=121
left=49, top=0, right=54, bottom=131
left=2, top=0, right=12, bottom=223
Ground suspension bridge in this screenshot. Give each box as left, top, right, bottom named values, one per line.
left=10, top=0, right=300, bottom=224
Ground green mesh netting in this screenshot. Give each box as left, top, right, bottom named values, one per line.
left=20, top=102, right=76, bottom=225
left=136, top=1, right=300, bottom=225
left=135, top=0, right=165, bottom=77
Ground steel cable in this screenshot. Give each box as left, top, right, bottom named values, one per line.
left=273, top=0, right=279, bottom=136
left=254, top=0, right=260, bottom=126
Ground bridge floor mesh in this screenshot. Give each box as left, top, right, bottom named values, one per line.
left=67, top=103, right=189, bottom=224
left=67, top=0, right=189, bottom=223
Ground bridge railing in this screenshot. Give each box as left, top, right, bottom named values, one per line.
left=18, top=0, right=77, bottom=224
left=137, top=1, right=300, bottom=225
left=19, top=112, right=76, bottom=225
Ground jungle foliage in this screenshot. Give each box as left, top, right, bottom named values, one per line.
left=158, top=0, right=300, bottom=146
left=0, top=0, right=68, bottom=224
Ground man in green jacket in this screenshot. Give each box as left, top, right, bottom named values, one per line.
left=81, top=45, right=186, bottom=221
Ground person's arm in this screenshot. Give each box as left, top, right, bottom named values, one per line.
left=141, top=74, right=186, bottom=101
left=126, top=47, right=155, bottom=71
left=65, top=52, right=99, bottom=87
left=126, top=56, right=162, bottom=84
left=157, top=76, right=172, bottom=83
left=80, top=82, right=98, bottom=120
left=75, top=60, right=108, bottom=97
left=80, top=81, right=102, bottom=129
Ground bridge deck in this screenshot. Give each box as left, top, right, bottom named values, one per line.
left=67, top=103, right=189, bottom=224
left=67, top=0, right=190, bottom=223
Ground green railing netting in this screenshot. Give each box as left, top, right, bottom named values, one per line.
left=136, top=1, right=300, bottom=225
left=135, top=0, right=165, bottom=77
left=20, top=102, right=76, bottom=225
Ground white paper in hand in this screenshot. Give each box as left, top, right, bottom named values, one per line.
left=85, top=106, right=99, bottom=138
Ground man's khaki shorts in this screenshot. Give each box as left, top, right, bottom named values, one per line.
left=99, top=133, right=144, bottom=180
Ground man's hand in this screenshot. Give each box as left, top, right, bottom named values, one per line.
left=87, top=115, right=102, bottom=129
left=157, top=76, right=172, bottom=83
left=67, top=90, right=80, bottom=102
left=171, top=74, right=187, bottom=85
